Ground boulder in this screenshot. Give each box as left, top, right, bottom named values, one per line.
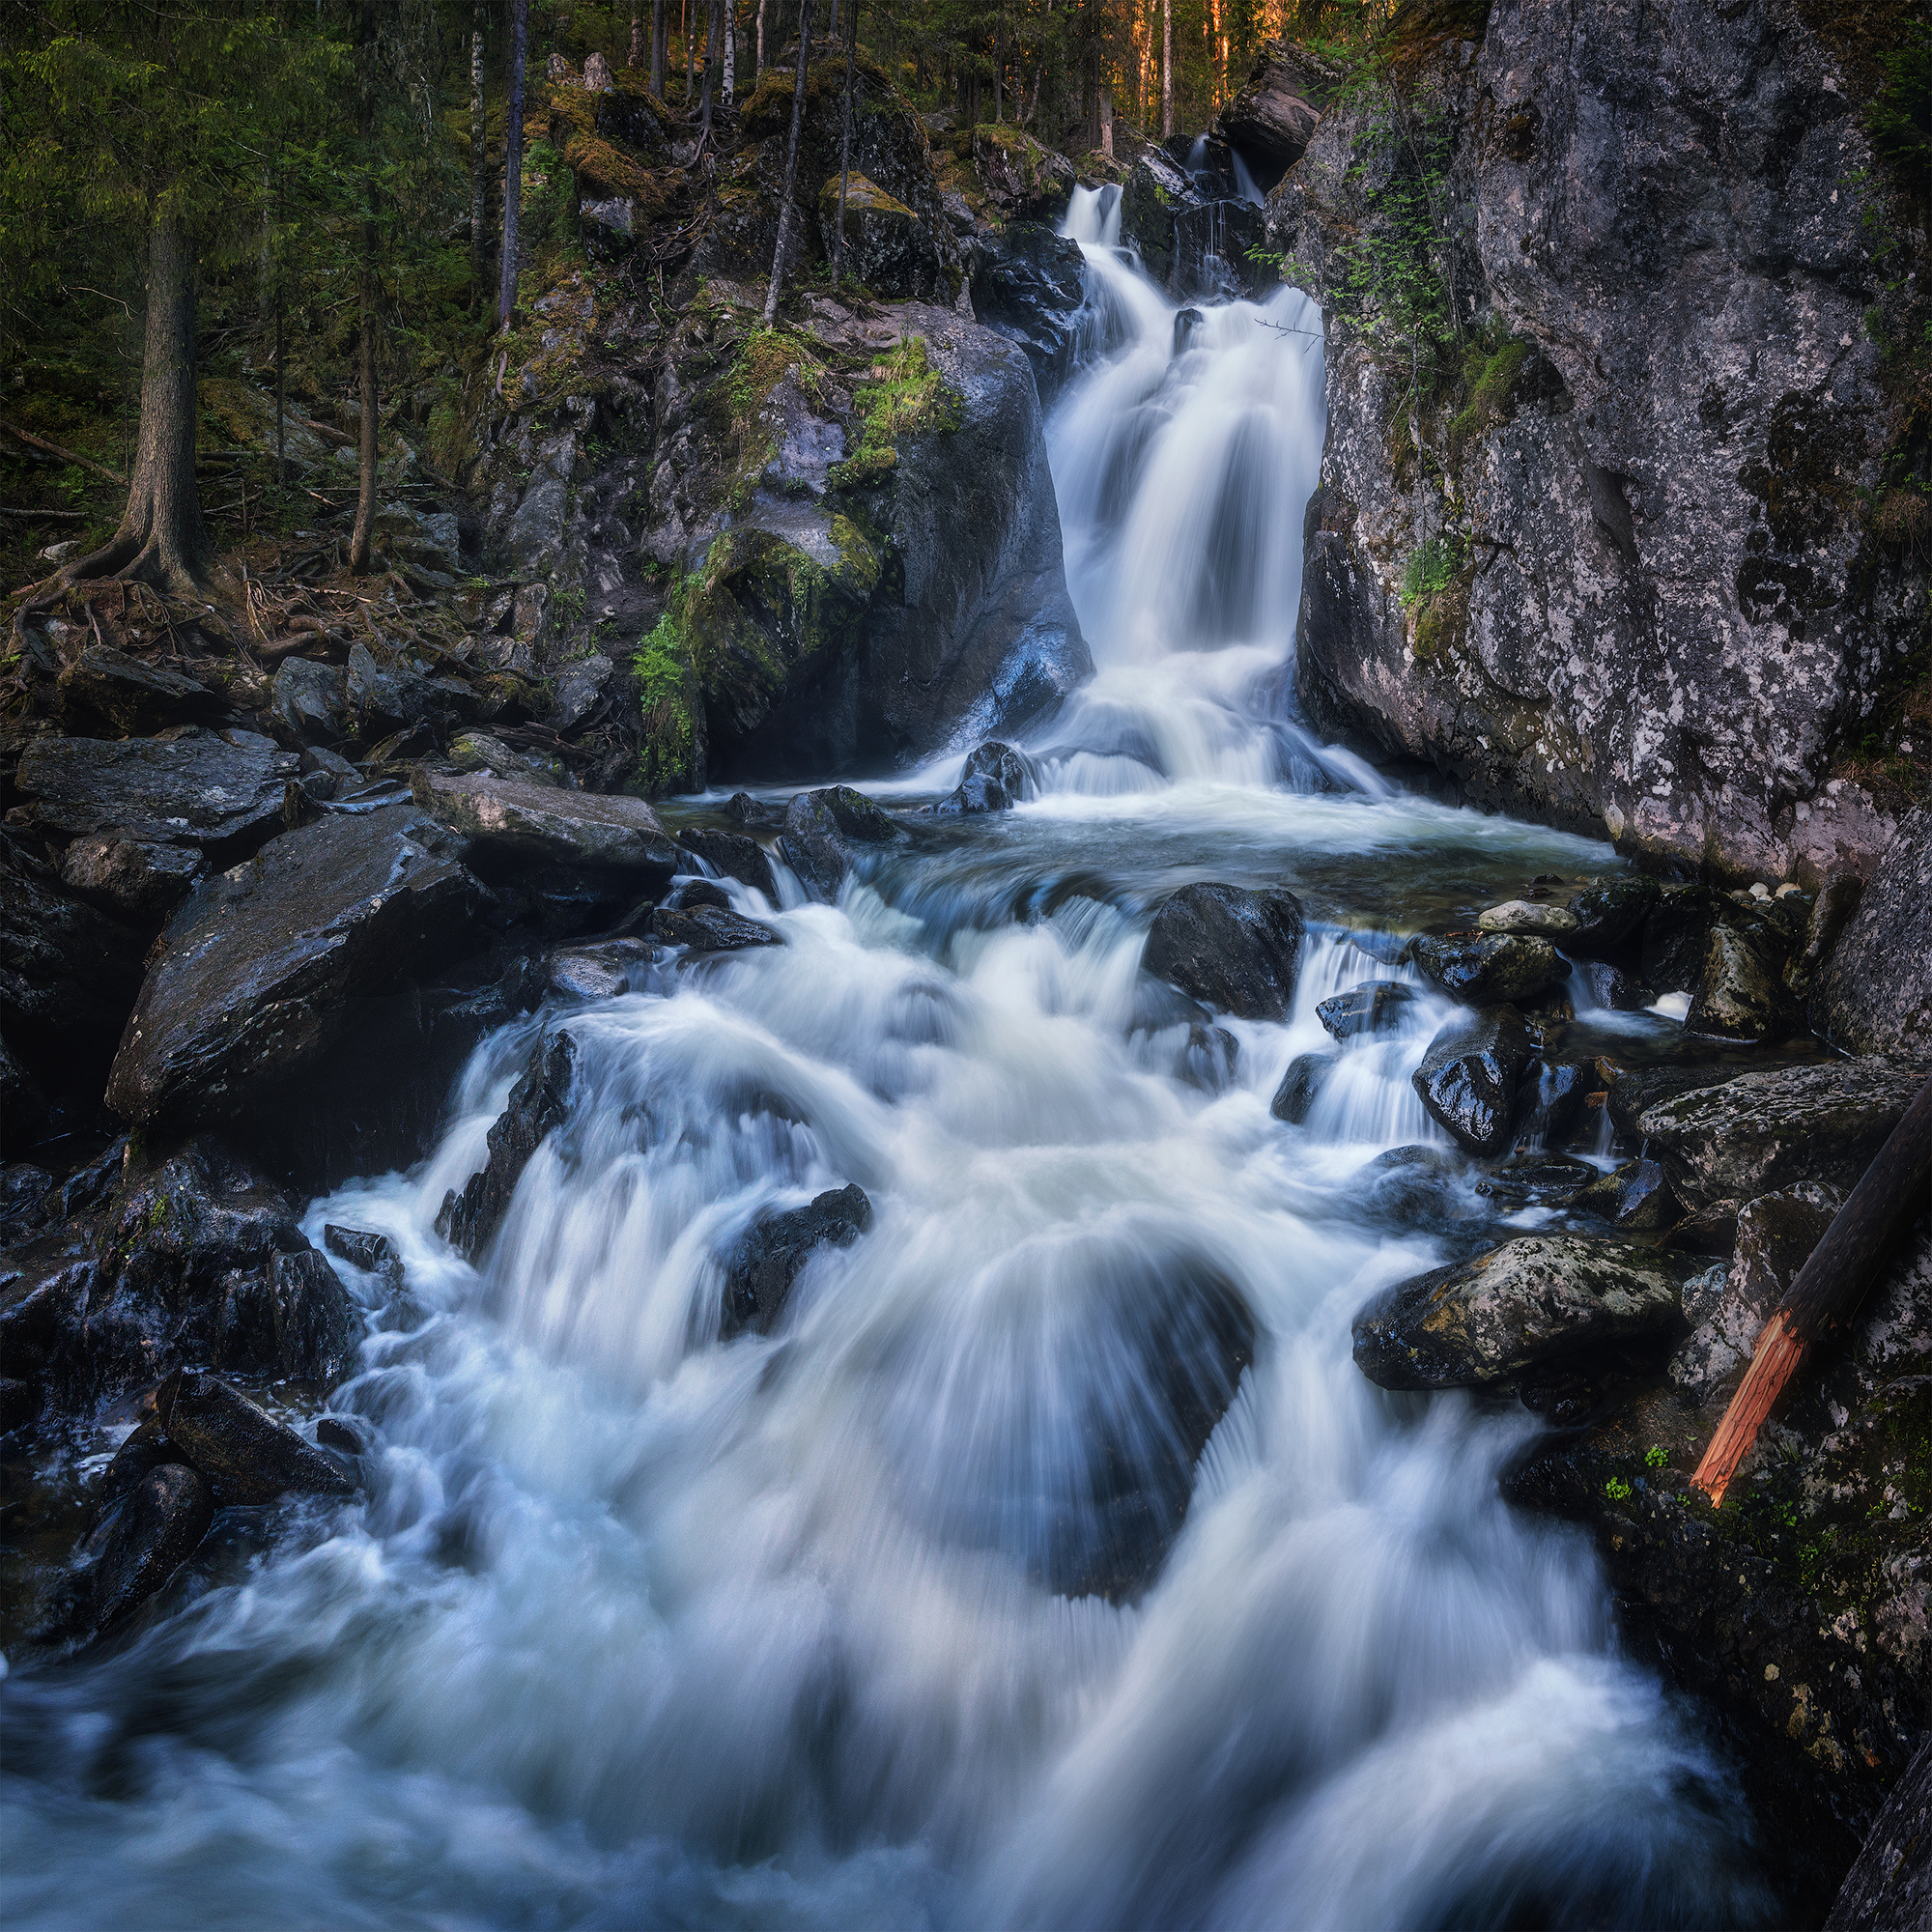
left=1669, top=1189, right=1836, bottom=1406
left=1412, top=931, right=1566, bottom=1006
left=817, top=173, right=944, bottom=298
left=675, top=828, right=781, bottom=901
left=933, top=773, right=1010, bottom=814
left=1216, top=39, right=1331, bottom=188
left=1475, top=898, right=1578, bottom=936
left=1315, top=980, right=1414, bottom=1039
left=1117, top=148, right=1203, bottom=291
left=324, top=1224, right=404, bottom=1287
left=272, top=658, right=348, bottom=745
left=1514, top=1056, right=1589, bottom=1144
left=1350, top=1143, right=1483, bottom=1231
left=437, top=1029, right=576, bottom=1260
left=777, top=785, right=908, bottom=903
left=213, top=1247, right=361, bottom=1384
left=154, top=1367, right=354, bottom=1505
left=963, top=739, right=1038, bottom=800
left=0, top=841, right=148, bottom=1149
left=1639, top=885, right=1741, bottom=994
left=1686, top=923, right=1803, bottom=1041
left=58, top=834, right=206, bottom=923
left=1269, top=1049, right=1337, bottom=1123
left=1573, top=1155, right=1682, bottom=1230
left=1813, top=804, right=1932, bottom=1056
left=411, top=769, right=679, bottom=887
left=721, top=1182, right=873, bottom=1339
left=1352, top=1235, right=1699, bottom=1390
left=105, top=806, right=492, bottom=1132
left=969, top=222, right=1088, bottom=402
left=1475, top=1151, right=1599, bottom=1206
left=1564, top=876, right=1660, bottom=957
left=653, top=903, right=784, bottom=952
left=552, top=653, right=615, bottom=732
left=59, top=645, right=224, bottom=735
left=1410, top=1007, right=1533, bottom=1155
left=1638, top=1058, right=1930, bottom=1208
left=968, top=125, right=1077, bottom=224
left=544, top=938, right=657, bottom=1000
left=1575, top=958, right=1643, bottom=1009
left=446, top=728, right=563, bottom=787
left=1141, top=882, right=1306, bottom=1021
left=1604, top=1061, right=1745, bottom=1144
left=86, top=1462, right=214, bottom=1632
left=345, top=643, right=479, bottom=744
left=13, top=731, right=299, bottom=865
left=1826, top=1735, right=1932, bottom=1932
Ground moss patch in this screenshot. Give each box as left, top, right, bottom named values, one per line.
left=830, top=334, right=960, bottom=488
left=633, top=608, right=700, bottom=794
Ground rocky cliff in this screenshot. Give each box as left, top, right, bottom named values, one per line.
left=1270, top=0, right=1930, bottom=886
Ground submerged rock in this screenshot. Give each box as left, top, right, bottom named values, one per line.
left=721, top=1183, right=873, bottom=1339
left=1142, top=882, right=1306, bottom=1021
left=1637, top=1057, right=1930, bottom=1208
left=105, top=806, right=492, bottom=1133
left=1410, top=1006, right=1533, bottom=1156
left=1269, top=1048, right=1337, bottom=1123
left=653, top=903, right=784, bottom=952
left=437, top=1030, right=577, bottom=1260
left=1412, top=932, right=1566, bottom=1007
left=777, top=786, right=908, bottom=902
left=544, top=938, right=657, bottom=999
left=1352, top=1235, right=1698, bottom=1390
left=962, top=739, right=1038, bottom=801
left=676, top=827, right=781, bottom=901
left=324, top=1224, right=404, bottom=1287
left=1315, top=980, right=1414, bottom=1039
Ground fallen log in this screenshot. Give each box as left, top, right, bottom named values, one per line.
left=0, top=418, right=126, bottom=485
left=1694, top=1070, right=1932, bottom=1505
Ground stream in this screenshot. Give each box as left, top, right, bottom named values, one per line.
left=0, top=192, right=1779, bottom=1928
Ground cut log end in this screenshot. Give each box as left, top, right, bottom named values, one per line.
left=1692, top=1310, right=1809, bottom=1507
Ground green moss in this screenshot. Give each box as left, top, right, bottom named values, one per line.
left=1448, top=338, right=1531, bottom=460
left=829, top=334, right=961, bottom=489
left=633, top=608, right=699, bottom=795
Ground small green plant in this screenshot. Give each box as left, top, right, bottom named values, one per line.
left=633, top=607, right=696, bottom=795
left=1644, top=1444, right=1668, bottom=1470
left=1605, top=1476, right=1634, bottom=1503
left=1399, top=534, right=1463, bottom=607
left=832, top=334, right=962, bottom=489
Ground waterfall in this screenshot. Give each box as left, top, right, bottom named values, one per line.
left=0, top=198, right=1776, bottom=1932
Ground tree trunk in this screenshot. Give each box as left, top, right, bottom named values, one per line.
left=699, top=0, right=718, bottom=136
left=723, top=0, right=734, bottom=99
left=685, top=0, right=696, bottom=102
left=652, top=0, right=667, bottom=95
left=833, top=0, right=857, bottom=284
left=1162, top=0, right=1173, bottom=137
left=53, top=215, right=208, bottom=596
left=499, top=0, right=528, bottom=327
left=630, top=3, right=642, bottom=65
left=470, top=0, right=489, bottom=303
left=349, top=231, right=379, bottom=575
left=1099, top=82, right=1113, bottom=156
left=762, top=0, right=814, bottom=326
left=756, top=0, right=765, bottom=73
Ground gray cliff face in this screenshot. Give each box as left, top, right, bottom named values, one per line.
left=1271, top=0, right=1926, bottom=883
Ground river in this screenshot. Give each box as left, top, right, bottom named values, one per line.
left=0, top=190, right=1777, bottom=1929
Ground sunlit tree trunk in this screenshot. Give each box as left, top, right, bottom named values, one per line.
left=1161, top=0, right=1173, bottom=137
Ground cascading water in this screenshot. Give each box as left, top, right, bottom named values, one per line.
left=0, top=203, right=1778, bottom=1930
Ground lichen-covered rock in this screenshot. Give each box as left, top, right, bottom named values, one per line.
left=1215, top=39, right=1333, bottom=189
left=1352, top=1235, right=1697, bottom=1390
left=1686, top=922, right=1803, bottom=1042
left=1411, top=931, right=1565, bottom=1006
left=272, top=658, right=348, bottom=745
left=1638, top=1058, right=1930, bottom=1208
left=721, top=1182, right=873, bottom=1339
left=1410, top=1005, right=1532, bottom=1155
left=1813, top=804, right=1932, bottom=1056
left=1276, top=0, right=1922, bottom=884
left=1475, top=898, right=1577, bottom=936
left=968, top=124, right=1077, bottom=225
left=1141, top=882, right=1306, bottom=1021
left=1827, top=1736, right=1932, bottom=1932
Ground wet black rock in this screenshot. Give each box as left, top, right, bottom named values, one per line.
left=727, top=791, right=786, bottom=830
left=777, top=786, right=909, bottom=903
left=653, top=903, right=784, bottom=952
left=544, top=938, right=657, bottom=1000
left=86, top=1461, right=214, bottom=1632
left=1575, top=958, right=1643, bottom=1010
left=1410, top=1007, right=1533, bottom=1156
left=963, top=740, right=1038, bottom=801
left=1572, top=1155, right=1681, bottom=1232
left=214, top=1249, right=361, bottom=1383
left=1269, top=1049, right=1337, bottom=1124
left=661, top=878, right=734, bottom=913
left=1172, top=1023, right=1239, bottom=1091
left=273, top=658, right=348, bottom=745
left=1638, top=884, right=1745, bottom=995
left=155, top=1367, right=355, bottom=1506
left=1352, top=1235, right=1698, bottom=1390
left=58, top=645, right=225, bottom=736
left=676, top=827, right=781, bottom=901
left=105, top=806, right=492, bottom=1134
left=412, top=769, right=680, bottom=892
left=1315, top=980, right=1414, bottom=1040
left=345, top=642, right=480, bottom=744
left=1637, top=1057, right=1930, bottom=1208
left=969, top=223, right=1089, bottom=402
left=1474, top=1151, right=1598, bottom=1206
left=58, top=834, right=207, bottom=923
left=0, top=840, right=147, bottom=1153
left=1412, top=932, right=1566, bottom=1007
left=13, top=731, right=299, bottom=866
left=1827, top=1735, right=1932, bottom=1931
left=1515, top=1057, right=1589, bottom=1145
left=324, top=1224, right=404, bottom=1286
left=437, top=1030, right=577, bottom=1260
left=1813, top=803, right=1932, bottom=1056
left=1564, top=877, right=1659, bottom=958
left=1142, top=882, right=1306, bottom=1021
left=933, top=773, right=1010, bottom=815
left=1351, top=1144, right=1483, bottom=1231
left=722, top=1183, right=873, bottom=1339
